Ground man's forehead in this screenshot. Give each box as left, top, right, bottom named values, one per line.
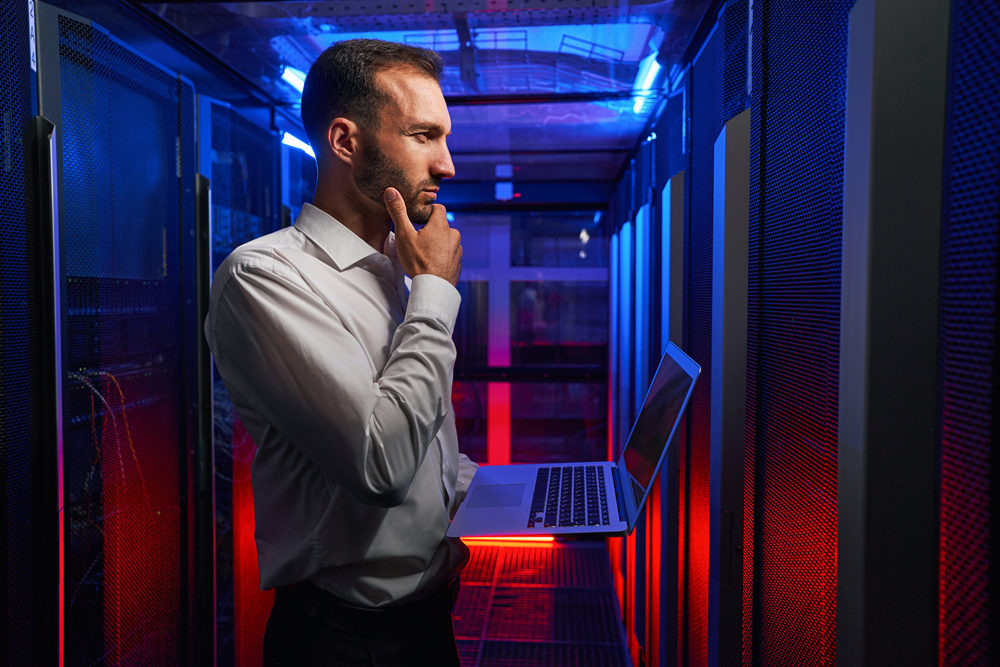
left=376, top=68, right=450, bottom=127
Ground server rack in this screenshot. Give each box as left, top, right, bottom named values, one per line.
left=199, top=96, right=281, bottom=667
left=936, top=1, right=1000, bottom=664
left=3, top=0, right=59, bottom=664
left=34, top=3, right=199, bottom=664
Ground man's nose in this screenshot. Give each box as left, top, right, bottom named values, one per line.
left=432, top=147, right=455, bottom=180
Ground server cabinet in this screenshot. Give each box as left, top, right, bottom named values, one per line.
left=3, top=0, right=59, bottom=664
left=34, top=4, right=198, bottom=664
left=199, top=96, right=281, bottom=667
left=743, top=0, right=852, bottom=664
left=937, top=2, right=1000, bottom=664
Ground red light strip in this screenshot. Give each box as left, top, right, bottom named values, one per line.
left=487, top=382, right=511, bottom=465
left=462, top=536, right=555, bottom=543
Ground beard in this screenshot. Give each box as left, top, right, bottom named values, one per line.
left=354, top=132, right=439, bottom=226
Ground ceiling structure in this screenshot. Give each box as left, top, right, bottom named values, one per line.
left=141, top=0, right=713, bottom=203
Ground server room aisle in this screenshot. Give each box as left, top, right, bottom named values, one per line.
left=453, top=540, right=630, bottom=667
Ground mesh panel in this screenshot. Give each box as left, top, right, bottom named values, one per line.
left=684, top=25, right=722, bottom=667
left=56, top=14, right=196, bottom=665
left=453, top=584, right=491, bottom=639
left=478, top=640, right=629, bottom=667
left=486, top=587, right=621, bottom=642
left=458, top=640, right=480, bottom=667
left=498, top=543, right=613, bottom=588
left=938, top=1, right=1000, bottom=664
left=463, top=544, right=501, bottom=584
left=454, top=542, right=625, bottom=666
left=745, top=1, right=849, bottom=665
left=744, top=1, right=766, bottom=662
left=209, top=101, right=281, bottom=667
left=720, top=0, right=749, bottom=123
left=2, top=0, right=44, bottom=664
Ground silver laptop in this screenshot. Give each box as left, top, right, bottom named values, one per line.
left=448, top=342, right=700, bottom=538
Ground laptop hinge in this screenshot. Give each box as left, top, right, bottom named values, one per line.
left=611, top=465, right=628, bottom=526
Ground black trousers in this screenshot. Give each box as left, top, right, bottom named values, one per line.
left=262, top=579, right=462, bottom=667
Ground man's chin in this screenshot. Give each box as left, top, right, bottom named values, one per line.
left=407, top=203, right=434, bottom=226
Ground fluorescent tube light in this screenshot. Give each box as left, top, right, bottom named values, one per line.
left=282, top=132, right=315, bottom=158
left=633, top=51, right=662, bottom=113
left=281, top=65, right=307, bottom=93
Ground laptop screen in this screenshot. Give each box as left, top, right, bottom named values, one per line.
left=621, top=348, right=697, bottom=508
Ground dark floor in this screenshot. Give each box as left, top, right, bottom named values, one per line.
left=453, top=540, right=631, bottom=667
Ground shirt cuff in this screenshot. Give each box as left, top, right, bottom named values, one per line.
left=405, top=274, right=462, bottom=332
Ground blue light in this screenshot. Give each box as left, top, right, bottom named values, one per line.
left=593, top=211, right=602, bottom=224
left=281, top=65, right=307, bottom=93
left=633, top=51, right=662, bottom=113
left=495, top=182, right=514, bottom=201
left=282, top=132, right=315, bottom=158
left=446, top=212, right=455, bottom=222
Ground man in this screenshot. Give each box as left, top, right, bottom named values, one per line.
left=205, top=39, right=478, bottom=665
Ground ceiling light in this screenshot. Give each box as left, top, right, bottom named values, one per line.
left=281, top=65, right=307, bottom=93
left=282, top=132, right=314, bottom=158
left=633, top=51, right=661, bottom=113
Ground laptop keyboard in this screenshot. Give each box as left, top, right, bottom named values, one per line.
left=527, top=465, right=611, bottom=528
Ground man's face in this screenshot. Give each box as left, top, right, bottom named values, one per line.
left=353, top=67, right=455, bottom=225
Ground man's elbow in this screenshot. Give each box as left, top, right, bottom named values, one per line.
left=358, top=461, right=415, bottom=507
left=356, top=480, right=410, bottom=508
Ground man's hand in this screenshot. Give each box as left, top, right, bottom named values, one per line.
left=384, top=187, right=462, bottom=286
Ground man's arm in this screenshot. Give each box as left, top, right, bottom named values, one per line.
left=453, top=453, right=479, bottom=516
left=211, top=259, right=461, bottom=508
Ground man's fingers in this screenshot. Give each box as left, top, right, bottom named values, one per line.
left=422, top=204, right=449, bottom=229
left=384, top=188, right=415, bottom=236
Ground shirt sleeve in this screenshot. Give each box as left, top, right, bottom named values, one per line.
left=452, top=453, right=480, bottom=516
left=209, top=257, right=461, bottom=508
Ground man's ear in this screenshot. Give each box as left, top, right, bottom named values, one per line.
left=327, top=117, right=360, bottom=166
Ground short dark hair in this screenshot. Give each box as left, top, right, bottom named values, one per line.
left=300, top=39, right=444, bottom=156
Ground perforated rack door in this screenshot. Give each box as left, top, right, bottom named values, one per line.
left=683, top=20, right=722, bottom=667
left=207, top=99, right=281, bottom=667
left=938, top=1, right=999, bottom=664
left=40, top=9, right=198, bottom=665
left=744, top=1, right=850, bottom=665
left=2, top=0, right=53, bottom=664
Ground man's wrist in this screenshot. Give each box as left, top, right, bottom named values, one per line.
left=405, top=274, right=462, bottom=332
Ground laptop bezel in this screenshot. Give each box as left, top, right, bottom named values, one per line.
left=614, top=341, right=701, bottom=532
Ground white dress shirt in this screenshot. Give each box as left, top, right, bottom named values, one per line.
left=205, top=203, right=478, bottom=608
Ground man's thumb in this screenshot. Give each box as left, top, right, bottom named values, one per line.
left=384, top=188, right=414, bottom=234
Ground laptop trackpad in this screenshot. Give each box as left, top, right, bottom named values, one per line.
left=468, top=484, right=525, bottom=508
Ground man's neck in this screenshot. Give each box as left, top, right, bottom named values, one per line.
left=312, top=176, right=392, bottom=253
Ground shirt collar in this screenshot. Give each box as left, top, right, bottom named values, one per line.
left=293, top=203, right=383, bottom=271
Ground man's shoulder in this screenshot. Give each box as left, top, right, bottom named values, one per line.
left=217, top=227, right=300, bottom=281
left=207, top=229, right=315, bottom=314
